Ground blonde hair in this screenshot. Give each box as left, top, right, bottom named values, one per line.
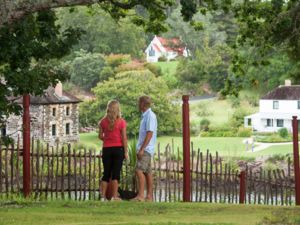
left=102, top=100, right=121, bottom=130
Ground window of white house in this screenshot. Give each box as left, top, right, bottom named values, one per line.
left=247, top=119, right=252, bottom=126
left=66, top=106, right=70, bottom=116
left=65, top=123, right=70, bottom=135
left=277, top=119, right=284, bottom=127
left=149, top=46, right=155, bottom=57
left=298, top=101, right=300, bottom=109
left=273, top=101, right=279, bottom=109
left=52, top=108, right=56, bottom=117
left=52, top=124, right=56, bottom=136
left=267, top=119, right=273, bottom=127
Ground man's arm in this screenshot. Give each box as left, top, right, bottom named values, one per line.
left=137, top=131, right=153, bottom=159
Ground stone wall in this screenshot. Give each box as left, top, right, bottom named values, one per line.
left=4, top=103, right=79, bottom=146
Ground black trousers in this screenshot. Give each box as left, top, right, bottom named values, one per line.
left=102, top=146, right=124, bottom=182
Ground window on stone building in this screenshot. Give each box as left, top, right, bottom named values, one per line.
left=52, top=108, right=56, bottom=117
left=66, top=106, right=70, bottom=116
left=52, top=124, right=56, bottom=136
left=1, top=127, right=6, bottom=136
left=66, top=123, right=70, bottom=135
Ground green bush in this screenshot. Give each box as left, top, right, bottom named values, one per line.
left=278, top=127, right=288, bottom=138
left=158, top=56, right=167, bottom=62
left=87, top=70, right=181, bottom=136
left=200, top=119, right=210, bottom=131
left=237, top=127, right=252, bottom=137
left=144, top=63, right=162, bottom=76
left=255, top=134, right=292, bottom=143
left=105, top=54, right=131, bottom=68
left=227, top=95, right=240, bottom=108
left=0, top=136, right=15, bottom=146
left=229, top=107, right=251, bottom=129
left=196, top=102, right=213, bottom=117
left=200, top=125, right=237, bottom=137
left=191, top=120, right=200, bottom=136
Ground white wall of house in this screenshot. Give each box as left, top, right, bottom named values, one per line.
left=245, top=116, right=293, bottom=133
left=260, top=100, right=299, bottom=113
left=145, top=36, right=186, bottom=62
left=245, top=99, right=299, bottom=132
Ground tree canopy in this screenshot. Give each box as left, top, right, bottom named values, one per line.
left=80, top=70, right=180, bottom=135
left=0, top=10, right=81, bottom=121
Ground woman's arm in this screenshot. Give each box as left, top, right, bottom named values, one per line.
left=121, top=126, right=128, bottom=159
left=98, top=125, right=104, bottom=141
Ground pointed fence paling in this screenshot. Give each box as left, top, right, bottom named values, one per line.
left=0, top=140, right=296, bottom=205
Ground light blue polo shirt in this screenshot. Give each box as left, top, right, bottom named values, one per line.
left=137, top=108, right=157, bottom=156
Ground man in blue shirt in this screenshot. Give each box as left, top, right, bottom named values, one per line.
left=133, top=95, right=157, bottom=202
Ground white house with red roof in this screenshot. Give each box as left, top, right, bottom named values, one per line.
left=145, top=35, right=190, bottom=63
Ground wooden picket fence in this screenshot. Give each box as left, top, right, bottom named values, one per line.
left=0, top=140, right=296, bottom=205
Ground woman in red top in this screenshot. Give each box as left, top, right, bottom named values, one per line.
left=99, top=100, right=128, bottom=201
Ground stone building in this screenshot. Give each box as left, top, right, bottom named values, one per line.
left=2, top=83, right=81, bottom=146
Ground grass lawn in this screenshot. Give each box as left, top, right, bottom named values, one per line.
left=154, top=61, right=178, bottom=76
left=79, top=133, right=294, bottom=159
left=0, top=200, right=299, bottom=225
left=190, top=99, right=258, bottom=127
left=79, top=132, right=247, bottom=156
left=253, top=144, right=293, bottom=157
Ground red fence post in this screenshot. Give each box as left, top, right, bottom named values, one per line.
left=239, top=171, right=246, bottom=204
left=292, top=116, right=300, bottom=205
left=182, top=95, right=191, bottom=202
left=23, top=94, right=31, bottom=197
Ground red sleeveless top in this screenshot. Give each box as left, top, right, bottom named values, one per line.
left=99, top=118, right=126, bottom=147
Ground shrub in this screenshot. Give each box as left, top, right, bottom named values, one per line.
left=278, top=128, right=288, bottom=138
left=229, top=108, right=251, bottom=129
left=0, top=136, right=15, bottom=146
left=255, top=134, right=291, bottom=143
left=115, top=62, right=144, bottom=73
left=196, top=102, right=212, bottom=117
left=144, top=63, right=162, bottom=76
left=105, top=54, right=131, bottom=68
left=158, top=56, right=167, bottom=62
left=228, top=95, right=240, bottom=108
left=200, top=124, right=237, bottom=137
left=237, top=127, right=252, bottom=137
left=191, top=120, right=201, bottom=135
left=200, top=119, right=210, bottom=131
left=246, top=94, right=259, bottom=107
left=100, top=66, right=115, bottom=80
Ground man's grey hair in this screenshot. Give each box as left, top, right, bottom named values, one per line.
left=139, top=95, right=152, bottom=108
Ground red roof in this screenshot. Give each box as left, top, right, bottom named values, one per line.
left=153, top=43, right=162, bottom=52
left=156, top=36, right=185, bottom=55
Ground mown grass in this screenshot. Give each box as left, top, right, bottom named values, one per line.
left=0, top=200, right=299, bottom=225
left=79, top=133, right=293, bottom=159
left=190, top=99, right=258, bottom=127
left=154, top=61, right=178, bottom=76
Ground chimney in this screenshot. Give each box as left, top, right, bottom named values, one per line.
left=285, top=79, right=291, bottom=86
left=54, top=81, right=63, bottom=98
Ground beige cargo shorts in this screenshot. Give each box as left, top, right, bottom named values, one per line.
left=136, top=151, right=152, bottom=174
